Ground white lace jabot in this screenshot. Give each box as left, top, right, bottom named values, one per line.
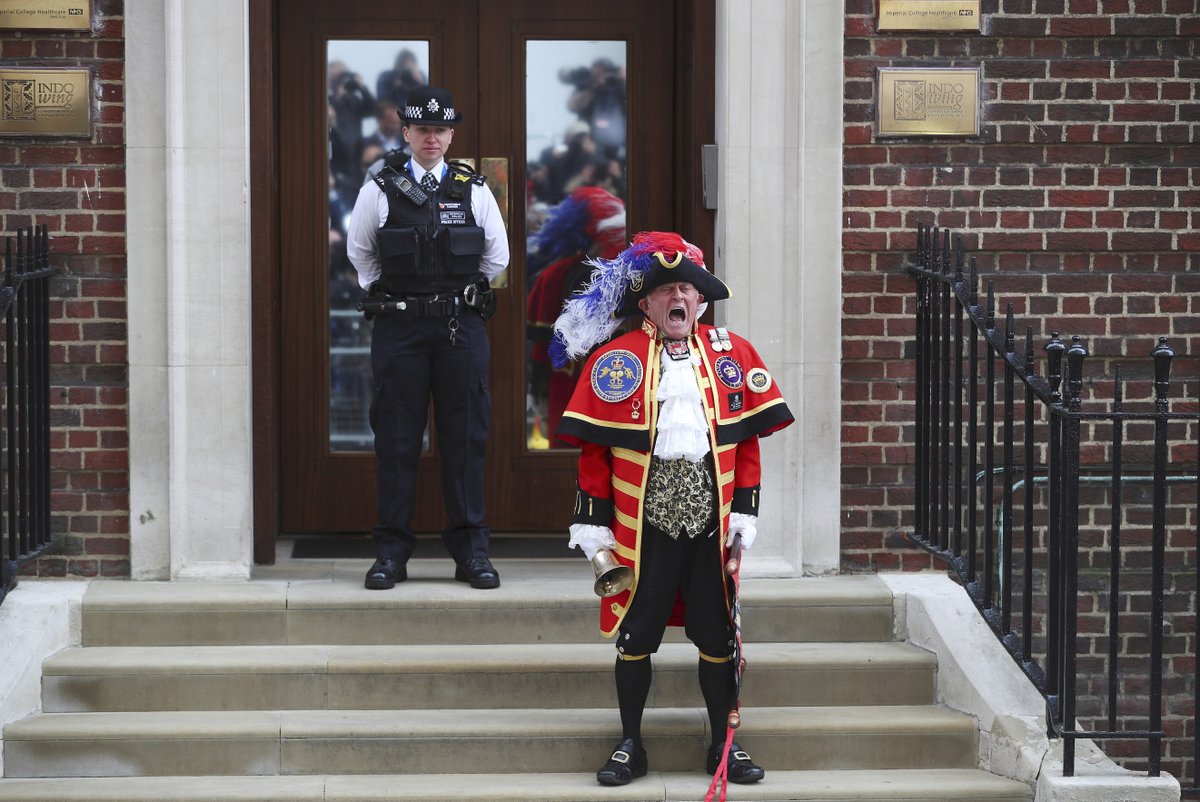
left=652, top=346, right=710, bottom=461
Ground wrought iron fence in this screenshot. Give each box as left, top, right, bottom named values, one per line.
left=0, top=224, right=57, bottom=607
left=906, top=221, right=1200, bottom=790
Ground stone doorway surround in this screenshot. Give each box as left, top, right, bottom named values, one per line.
left=123, top=0, right=844, bottom=580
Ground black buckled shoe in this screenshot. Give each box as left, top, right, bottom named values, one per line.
left=706, top=741, right=765, bottom=784
left=454, top=556, right=500, bottom=589
left=596, top=737, right=648, bottom=786
left=364, top=558, right=407, bottom=590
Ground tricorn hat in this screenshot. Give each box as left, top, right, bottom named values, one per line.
left=401, top=86, right=463, bottom=126
left=611, top=234, right=729, bottom=318
left=550, top=231, right=730, bottom=367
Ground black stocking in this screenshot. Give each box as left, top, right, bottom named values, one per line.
left=614, top=656, right=653, bottom=747
left=697, top=657, right=736, bottom=747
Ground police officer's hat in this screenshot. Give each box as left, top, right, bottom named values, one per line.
left=401, top=86, right=463, bottom=126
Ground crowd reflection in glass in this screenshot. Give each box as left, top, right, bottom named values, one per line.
left=525, top=45, right=628, bottom=450
left=327, top=44, right=430, bottom=452
left=322, top=40, right=627, bottom=454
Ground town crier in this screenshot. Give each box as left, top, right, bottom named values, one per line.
left=551, top=231, right=794, bottom=793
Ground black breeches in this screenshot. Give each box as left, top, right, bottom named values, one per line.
left=616, top=520, right=733, bottom=658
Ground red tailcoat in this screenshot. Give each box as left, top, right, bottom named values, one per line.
left=557, top=319, right=794, bottom=637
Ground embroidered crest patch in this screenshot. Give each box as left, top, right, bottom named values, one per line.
left=591, top=350, right=643, bottom=403
left=747, top=367, right=772, bottom=393
left=714, top=356, right=744, bottom=389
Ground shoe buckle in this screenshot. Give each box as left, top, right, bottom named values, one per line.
left=610, top=750, right=631, bottom=764
left=733, top=750, right=751, bottom=761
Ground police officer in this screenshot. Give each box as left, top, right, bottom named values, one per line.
left=346, top=86, right=509, bottom=590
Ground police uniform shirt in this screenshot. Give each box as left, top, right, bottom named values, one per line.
left=346, top=158, right=510, bottom=290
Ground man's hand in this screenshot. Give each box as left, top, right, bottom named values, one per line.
left=568, top=523, right=616, bottom=560
left=725, top=513, right=758, bottom=551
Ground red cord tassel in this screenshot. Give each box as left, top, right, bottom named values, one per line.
left=704, top=722, right=736, bottom=802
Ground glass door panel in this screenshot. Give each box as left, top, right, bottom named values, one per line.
left=326, top=40, right=430, bottom=452
left=523, top=41, right=627, bottom=451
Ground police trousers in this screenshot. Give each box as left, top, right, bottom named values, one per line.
left=368, top=310, right=491, bottom=563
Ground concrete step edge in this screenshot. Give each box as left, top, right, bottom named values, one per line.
left=6, top=705, right=975, bottom=741
left=79, top=573, right=894, bottom=612
left=0, top=769, right=1031, bottom=801
left=42, top=641, right=934, bottom=676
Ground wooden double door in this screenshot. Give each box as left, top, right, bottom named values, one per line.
left=259, top=0, right=712, bottom=547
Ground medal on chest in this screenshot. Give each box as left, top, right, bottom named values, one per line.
left=707, top=327, right=732, bottom=352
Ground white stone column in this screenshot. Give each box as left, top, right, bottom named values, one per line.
left=126, top=0, right=253, bottom=579
left=715, top=0, right=844, bottom=575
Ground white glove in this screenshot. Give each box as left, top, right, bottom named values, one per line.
left=725, top=513, right=758, bottom=551
left=568, top=524, right=616, bottom=560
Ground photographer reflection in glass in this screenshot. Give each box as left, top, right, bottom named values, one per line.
left=563, top=58, right=627, bottom=160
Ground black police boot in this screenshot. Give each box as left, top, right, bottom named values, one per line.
left=596, top=737, right=648, bottom=786
left=454, top=556, right=500, bottom=589
left=706, top=741, right=765, bottom=784
left=364, top=558, right=407, bottom=590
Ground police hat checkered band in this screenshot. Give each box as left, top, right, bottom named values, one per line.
left=405, top=103, right=458, bottom=122
left=402, top=86, right=463, bottom=125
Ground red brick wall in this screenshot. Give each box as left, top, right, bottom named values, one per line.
left=842, top=0, right=1199, bottom=569
left=0, top=0, right=129, bottom=578
left=843, top=0, right=1200, bottom=784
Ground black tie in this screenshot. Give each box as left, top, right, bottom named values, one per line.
left=421, top=172, right=438, bottom=193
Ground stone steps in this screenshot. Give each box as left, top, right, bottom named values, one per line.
left=41, top=641, right=936, bottom=712
left=0, top=565, right=1032, bottom=801
left=0, top=768, right=1033, bottom=801
left=77, top=566, right=895, bottom=646
left=4, top=705, right=978, bottom=777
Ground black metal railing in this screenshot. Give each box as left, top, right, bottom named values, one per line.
left=0, top=224, right=57, bottom=607
left=906, top=221, right=1200, bottom=788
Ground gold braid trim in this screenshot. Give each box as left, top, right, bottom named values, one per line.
left=612, top=476, right=641, bottom=499
left=612, top=447, right=650, bottom=467
left=699, top=651, right=734, bottom=663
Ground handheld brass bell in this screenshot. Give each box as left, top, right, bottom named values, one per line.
left=590, top=548, right=634, bottom=597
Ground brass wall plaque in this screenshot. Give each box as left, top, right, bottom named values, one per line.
left=876, top=67, right=980, bottom=137
left=0, top=68, right=91, bottom=137
left=878, top=0, right=981, bottom=32
left=0, top=0, right=92, bottom=31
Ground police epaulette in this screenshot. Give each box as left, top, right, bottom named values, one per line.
left=448, top=161, right=487, bottom=186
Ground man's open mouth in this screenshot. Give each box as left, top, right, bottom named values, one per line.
left=669, top=306, right=687, bottom=322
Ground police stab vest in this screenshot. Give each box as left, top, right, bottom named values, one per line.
left=372, top=160, right=487, bottom=295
